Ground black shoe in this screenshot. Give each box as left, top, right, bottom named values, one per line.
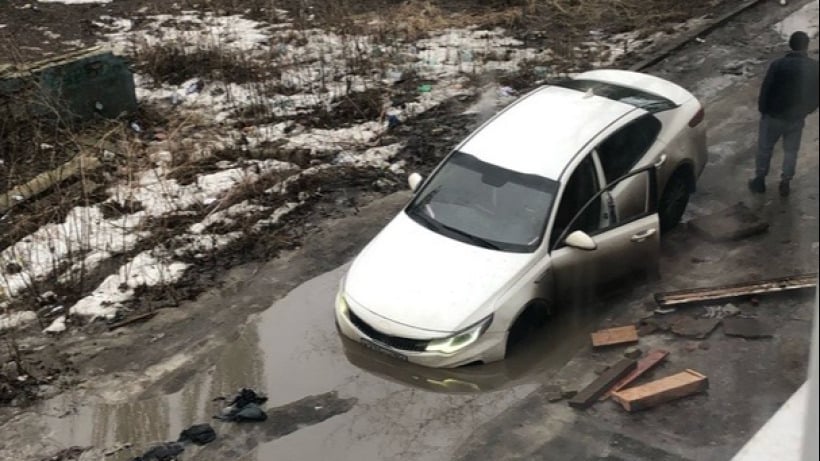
left=779, top=181, right=790, bottom=197
left=748, top=177, right=766, bottom=194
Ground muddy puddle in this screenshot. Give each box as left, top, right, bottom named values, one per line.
left=25, top=264, right=607, bottom=461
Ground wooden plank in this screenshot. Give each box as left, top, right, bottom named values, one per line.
left=107, top=311, right=158, bottom=331
left=655, top=273, right=817, bottom=307
left=568, top=359, right=636, bottom=410
left=611, top=369, right=708, bottom=412
left=601, top=350, right=669, bottom=401
left=0, top=153, right=101, bottom=213
left=590, top=325, right=639, bottom=347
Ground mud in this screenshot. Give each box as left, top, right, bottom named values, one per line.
left=0, top=0, right=818, bottom=460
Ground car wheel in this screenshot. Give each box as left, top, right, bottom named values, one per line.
left=506, top=304, right=549, bottom=355
left=659, top=171, right=690, bottom=232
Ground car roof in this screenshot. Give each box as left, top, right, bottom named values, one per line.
left=459, top=85, right=638, bottom=181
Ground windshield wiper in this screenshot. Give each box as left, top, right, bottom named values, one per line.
left=407, top=203, right=501, bottom=250
left=438, top=222, right=501, bottom=250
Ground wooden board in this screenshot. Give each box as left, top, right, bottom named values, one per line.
left=590, top=325, right=639, bottom=347
left=0, top=153, right=101, bottom=213
left=568, top=359, right=636, bottom=410
left=611, top=369, right=708, bottom=412
left=654, top=273, right=817, bottom=308
left=601, top=350, right=669, bottom=401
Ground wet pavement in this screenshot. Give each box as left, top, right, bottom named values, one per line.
left=1, top=2, right=818, bottom=460
left=32, top=264, right=617, bottom=461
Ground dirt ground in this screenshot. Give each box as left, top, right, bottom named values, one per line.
left=0, top=0, right=818, bottom=460
left=1, top=0, right=748, bottom=407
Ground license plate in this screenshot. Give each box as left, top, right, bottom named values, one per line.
left=360, top=338, right=408, bottom=361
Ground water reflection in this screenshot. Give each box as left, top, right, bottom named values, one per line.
left=36, top=263, right=604, bottom=461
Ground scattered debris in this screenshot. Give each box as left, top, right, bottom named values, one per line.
left=623, top=346, right=643, bottom=359
left=723, top=318, right=774, bottom=339
left=0, top=154, right=101, bottom=214
left=687, top=202, right=769, bottom=242
left=590, top=325, right=639, bottom=347
left=654, top=273, right=817, bottom=307
left=568, top=359, right=637, bottom=410
left=178, top=423, right=216, bottom=445
left=417, top=84, right=432, bottom=93
left=611, top=369, right=708, bottom=412
left=38, top=446, right=89, bottom=461
left=702, top=303, right=741, bottom=319
left=103, top=443, right=132, bottom=457
left=670, top=317, right=721, bottom=339
left=543, top=385, right=564, bottom=402
left=107, top=311, right=158, bottom=331
left=131, top=442, right=184, bottom=461
left=214, top=388, right=268, bottom=422
left=602, top=350, right=669, bottom=401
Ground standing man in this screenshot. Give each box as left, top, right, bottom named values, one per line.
left=749, top=31, right=819, bottom=196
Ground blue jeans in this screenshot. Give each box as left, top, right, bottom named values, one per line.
left=756, top=114, right=804, bottom=181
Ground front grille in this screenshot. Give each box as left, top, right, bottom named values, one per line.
left=348, top=309, right=429, bottom=352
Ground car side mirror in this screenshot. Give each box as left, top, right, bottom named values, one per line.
left=408, top=172, right=423, bottom=191
left=564, top=230, right=597, bottom=251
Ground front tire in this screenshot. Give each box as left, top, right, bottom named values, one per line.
left=506, top=304, right=549, bottom=355
left=659, top=172, right=691, bottom=232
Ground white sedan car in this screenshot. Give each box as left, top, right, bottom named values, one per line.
left=335, top=70, right=707, bottom=368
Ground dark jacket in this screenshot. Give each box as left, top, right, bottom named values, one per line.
left=758, top=51, right=820, bottom=121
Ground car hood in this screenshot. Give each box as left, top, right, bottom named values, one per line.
left=344, top=212, right=534, bottom=334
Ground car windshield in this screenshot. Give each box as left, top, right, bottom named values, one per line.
left=406, top=152, right=558, bottom=253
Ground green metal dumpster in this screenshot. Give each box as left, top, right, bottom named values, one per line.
left=0, top=46, right=137, bottom=122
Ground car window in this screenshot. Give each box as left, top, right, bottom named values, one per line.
left=609, top=170, right=654, bottom=225
left=554, top=79, right=677, bottom=113
left=549, top=155, right=601, bottom=248
left=596, top=114, right=662, bottom=183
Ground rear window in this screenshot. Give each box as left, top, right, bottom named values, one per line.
left=555, top=79, right=677, bottom=113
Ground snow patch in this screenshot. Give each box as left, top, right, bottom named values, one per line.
left=43, top=315, right=66, bottom=334
left=0, top=311, right=38, bottom=332
left=774, top=0, right=819, bottom=40
left=69, top=251, right=189, bottom=320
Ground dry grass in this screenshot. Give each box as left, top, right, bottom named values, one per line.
left=132, top=41, right=270, bottom=85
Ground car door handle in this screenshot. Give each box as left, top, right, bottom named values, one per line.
left=631, top=228, right=657, bottom=242
left=654, top=154, right=667, bottom=168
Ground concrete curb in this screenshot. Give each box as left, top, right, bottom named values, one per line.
left=630, top=0, right=766, bottom=71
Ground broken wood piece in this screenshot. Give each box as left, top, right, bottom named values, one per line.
left=568, top=359, right=636, bottom=410
left=611, top=369, right=708, bottom=412
left=723, top=318, right=773, bottom=339
left=688, top=202, right=768, bottom=242
left=0, top=153, right=101, bottom=213
left=654, top=273, right=817, bottom=308
left=601, top=349, right=669, bottom=401
left=590, top=325, right=639, bottom=347
left=107, top=311, right=158, bottom=331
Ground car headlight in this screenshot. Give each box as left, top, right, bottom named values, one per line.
left=336, top=290, right=349, bottom=316
left=425, top=315, right=493, bottom=354
left=336, top=274, right=349, bottom=315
